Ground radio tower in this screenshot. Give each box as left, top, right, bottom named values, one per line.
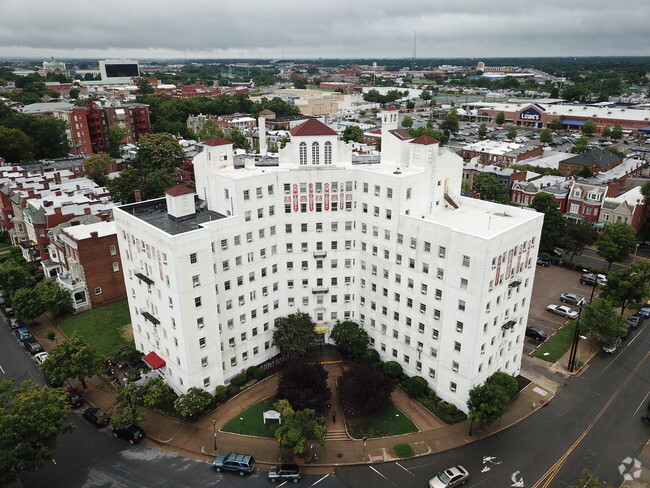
left=411, top=30, right=416, bottom=71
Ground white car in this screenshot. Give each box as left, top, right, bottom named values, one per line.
left=546, top=304, right=579, bottom=320
left=33, top=351, right=49, bottom=365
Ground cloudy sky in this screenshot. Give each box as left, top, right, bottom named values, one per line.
left=1, top=0, right=649, bottom=60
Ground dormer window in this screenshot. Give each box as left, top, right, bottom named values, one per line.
left=573, top=188, right=582, bottom=198
left=587, top=191, right=601, bottom=201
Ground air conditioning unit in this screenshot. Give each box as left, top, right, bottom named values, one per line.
left=288, top=285, right=294, bottom=289
left=345, top=300, right=351, bottom=304
left=316, top=229, right=322, bottom=233
left=345, top=265, right=351, bottom=269
left=229, top=343, right=235, bottom=348
left=193, top=283, right=200, bottom=288
left=421, top=290, right=426, bottom=295
left=302, top=267, right=308, bottom=271
left=302, top=284, right=308, bottom=288
left=410, top=245, right=416, bottom=249
left=345, top=246, right=351, bottom=250
left=417, top=346, right=423, bottom=352
left=361, top=284, right=365, bottom=288
left=262, top=292, right=268, bottom=296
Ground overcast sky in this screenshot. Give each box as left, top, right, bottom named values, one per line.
left=1, top=0, right=649, bottom=61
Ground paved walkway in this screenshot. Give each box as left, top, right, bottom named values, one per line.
left=28, top=314, right=584, bottom=473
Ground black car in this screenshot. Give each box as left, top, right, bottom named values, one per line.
left=525, top=326, right=548, bottom=341
left=24, top=340, right=44, bottom=355
left=268, top=464, right=301, bottom=483
left=112, top=424, right=145, bottom=444
left=82, top=407, right=110, bottom=427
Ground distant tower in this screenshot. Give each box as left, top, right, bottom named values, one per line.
left=412, top=31, right=417, bottom=71
left=477, top=61, right=485, bottom=72
left=372, top=62, right=377, bottom=86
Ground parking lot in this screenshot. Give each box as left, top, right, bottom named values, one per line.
left=524, top=263, right=601, bottom=356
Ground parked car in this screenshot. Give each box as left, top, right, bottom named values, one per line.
left=525, top=326, right=548, bottom=341
left=24, top=340, right=44, bottom=355
left=65, top=386, right=84, bottom=408
left=3, top=306, right=13, bottom=316
left=82, top=407, right=110, bottom=427
left=537, top=257, right=551, bottom=267
left=640, top=303, right=650, bottom=318
left=560, top=293, right=586, bottom=307
left=33, top=351, right=49, bottom=365
left=602, top=338, right=622, bottom=354
left=112, top=424, right=145, bottom=444
left=268, top=464, right=301, bottom=483
left=7, top=316, right=23, bottom=330
left=626, top=313, right=644, bottom=329
left=546, top=304, right=579, bottom=319
left=429, top=465, right=470, bottom=488
left=580, top=273, right=607, bottom=286
left=212, top=452, right=256, bottom=476
left=44, top=373, right=63, bottom=388
left=14, top=327, right=34, bottom=342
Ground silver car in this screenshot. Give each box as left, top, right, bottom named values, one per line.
left=429, top=465, right=469, bottom=488
left=546, top=304, right=579, bottom=319
left=560, top=293, right=585, bottom=307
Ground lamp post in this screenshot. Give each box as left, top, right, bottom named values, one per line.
left=362, top=436, right=367, bottom=460
left=212, top=418, right=217, bottom=451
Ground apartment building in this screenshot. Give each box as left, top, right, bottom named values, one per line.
left=114, top=110, right=543, bottom=412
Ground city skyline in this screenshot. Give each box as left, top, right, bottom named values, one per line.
left=1, top=0, right=650, bottom=60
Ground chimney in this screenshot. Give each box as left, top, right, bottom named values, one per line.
left=54, top=172, right=61, bottom=185
left=90, top=231, right=98, bottom=239
left=258, top=116, right=267, bottom=156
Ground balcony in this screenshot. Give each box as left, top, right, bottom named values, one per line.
left=134, top=271, right=155, bottom=286
left=508, top=277, right=522, bottom=288
left=502, top=320, right=517, bottom=330
left=141, top=310, right=161, bottom=325
left=311, top=286, right=329, bottom=294
left=57, top=272, right=86, bottom=294
left=313, top=250, right=327, bottom=258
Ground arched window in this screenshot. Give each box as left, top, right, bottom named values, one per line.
left=299, top=142, right=307, bottom=165
left=312, top=142, right=320, bottom=164
left=324, top=141, right=332, bottom=164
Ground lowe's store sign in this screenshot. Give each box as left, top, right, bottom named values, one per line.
left=520, top=107, right=541, bottom=121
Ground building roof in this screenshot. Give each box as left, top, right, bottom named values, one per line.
left=63, top=221, right=117, bottom=240
left=562, top=148, right=621, bottom=169
left=203, top=137, right=232, bottom=146
left=388, top=129, right=413, bottom=141
left=411, top=135, right=440, bottom=145
left=289, top=118, right=338, bottom=137
left=165, top=185, right=195, bottom=197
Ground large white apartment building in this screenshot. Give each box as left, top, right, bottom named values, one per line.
left=114, top=109, right=543, bottom=412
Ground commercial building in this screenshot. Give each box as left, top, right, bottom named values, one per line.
left=114, top=110, right=543, bottom=412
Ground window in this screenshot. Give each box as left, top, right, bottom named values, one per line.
left=112, top=262, right=120, bottom=272
left=438, top=246, right=446, bottom=258
left=195, top=297, right=202, bottom=307
left=460, top=278, right=468, bottom=289
left=201, top=357, right=208, bottom=367
left=324, top=141, right=332, bottom=164
left=454, top=341, right=461, bottom=352
left=452, top=361, right=459, bottom=372
left=312, top=141, right=320, bottom=164
left=199, top=337, right=206, bottom=349
left=458, top=300, right=466, bottom=311
left=299, top=142, right=307, bottom=164
left=456, top=321, right=464, bottom=333
left=462, top=255, right=470, bottom=267
left=243, top=190, right=250, bottom=200
left=197, top=317, right=204, bottom=329
left=94, top=287, right=102, bottom=295
left=190, top=253, right=197, bottom=264
left=450, top=382, right=457, bottom=392
left=109, top=244, right=117, bottom=256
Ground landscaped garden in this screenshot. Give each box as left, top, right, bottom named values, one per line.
left=534, top=320, right=576, bottom=362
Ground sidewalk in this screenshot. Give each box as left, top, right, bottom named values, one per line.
left=28, top=315, right=558, bottom=472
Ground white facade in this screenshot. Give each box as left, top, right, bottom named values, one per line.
left=114, top=112, right=543, bottom=412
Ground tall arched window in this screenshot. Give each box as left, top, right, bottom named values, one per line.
left=299, top=142, right=307, bottom=165
left=324, top=141, right=332, bottom=164
left=312, top=142, right=320, bottom=164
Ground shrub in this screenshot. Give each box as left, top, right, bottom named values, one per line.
left=403, top=376, right=429, bottom=398
left=230, top=374, right=247, bottom=387
left=227, top=385, right=239, bottom=396
left=432, top=401, right=467, bottom=424
left=382, top=361, right=403, bottom=379
left=246, top=366, right=258, bottom=377
left=361, top=349, right=380, bottom=364
left=174, top=388, right=214, bottom=419
left=243, top=379, right=258, bottom=389
left=252, top=368, right=265, bottom=381
left=486, top=372, right=520, bottom=398
left=215, top=385, right=229, bottom=402
left=393, top=443, right=414, bottom=458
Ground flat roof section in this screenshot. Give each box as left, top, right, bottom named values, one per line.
left=118, top=198, right=226, bottom=236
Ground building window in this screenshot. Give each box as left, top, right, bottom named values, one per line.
left=312, top=142, right=320, bottom=164
left=190, top=253, right=197, bottom=264
left=438, top=246, right=446, bottom=258
left=458, top=300, right=466, bottom=311
left=94, top=287, right=102, bottom=295
left=299, top=142, right=307, bottom=164
left=462, top=255, right=470, bottom=267
left=454, top=341, right=461, bottom=352
left=324, top=141, right=332, bottom=164
left=201, top=357, right=208, bottom=367
left=109, top=244, right=117, bottom=256
left=195, top=297, right=202, bottom=307
left=450, top=382, right=457, bottom=392
left=199, top=337, right=206, bottom=349
left=112, top=262, right=120, bottom=272
left=452, top=361, right=459, bottom=372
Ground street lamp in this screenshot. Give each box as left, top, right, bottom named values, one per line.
left=212, top=418, right=217, bottom=451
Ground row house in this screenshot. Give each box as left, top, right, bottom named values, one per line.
left=462, top=162, right=528, bottom=194
left=599, top=186, right=647, bottom=230
left=511, top=176, right=570, bottom=210
left=461, top=140, right=543, bottom=165
left=558, top=148, right=624, bottom=176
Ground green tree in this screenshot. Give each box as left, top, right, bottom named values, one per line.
left=338, top=363, right=395, bottom=415
left=440, top=108, right=459, bottom=135
left=330, top=321, right=370, bottom=359
left=562, top=220, right=596, bottom=259
left=83, top=153, right=112, bottom=186
left=539, top=128, right=553, bottom=144
left=135, top=133, right=184, bottom=173
left=420, top=89, right=432, bottom=102
left=581, top=119, right=596, bottom=136
left=472, top=173, right=510, bottom=204
left=641, top=181, right=650, bottom=203
left=136, top=78, right=154, bottom=95
left=36, top=279, right=72, bottom=317
left=401, top=115, right=413, bottom=128
left=0, top=264, right=36, bottom=294
left=571, top=136, right=589, bottom=153
left=466, top=382, right=509, bottom=427
left=272, top=311, right=317, bottom=359
left=530, top=193, right=566, bottom=253
left=506, top=127, right=517, bottom=141
left=495, top=112, right=505, bottom=125
left=276, top=359, right=331, bottom=415
left=610, top=125, right=623, bottom=140
left=142, top=169, right=174, bottom=200
left=107, top=168, right=143, bottom=204
left=174, top=388, right=214, bottom=419
left=0, top=126, right=34, bottom=163
left=601, top=261, right=650, bottom=316
left=273, top=400, right=326, bottom=455
left=197, top=119, right=224, bottom=141
left=106, top=126, right=128, bottom=159
left=0, top=380, right=71, bottom=487
left=478, top=123, right=488, bottom=140
left=225, top=127, right=250, bottom=150
left=601, top=126, right=612, bottom=138
left=595, top=221, right=638, bottom=270
left=11, top=288, right=44, bottom=322
left=579, top=298, right=627, bottom=342
left=112, top=382, right=145, bottom=427
left=292, top=77, right=308, bottom=89
left=341, top=125, right=363, bottom=143
left=485, top=372, right=519, bottom=398
left=68, top=88, right=81, bottom=99
left=139, top=377, right=176, bottom=410
left=41, top=331, right=104, bottom=389
left=549, top=119, right=563, bottom=131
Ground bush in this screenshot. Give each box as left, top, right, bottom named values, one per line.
left=227, top=385, right=239, bottom=396
left=252, top=368, right=265, bottom=381
left=246, top=366, right=258, bottom=377
left=361, top=349, right=380, bottom=364
left=215, top=385, right=228, bottom=402
left=393, top=443, right=414, bottom=458
left=174, top=387, right=214, bottom=419
left=403, top=376, right=429, bottom=398
left=486, top=372, right=520, bottom=398
left=432, top=401, right=467, bottom=424
left=230, top=374, right=247, bottom=387
left=382, top=361, right=403, bottom=379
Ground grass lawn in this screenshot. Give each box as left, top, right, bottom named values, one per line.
left=534, top=320, right=576, bottom=363
left=221, top=400, right=277, bottom=438
left=58, top=300, right=133, bottom=357
left=347, top=405, right=418, bottom=439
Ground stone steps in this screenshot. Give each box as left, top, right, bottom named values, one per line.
left=326, top=429, right=349, bottom=441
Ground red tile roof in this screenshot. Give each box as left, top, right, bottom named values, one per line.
left=382, top=106, right=400, bottom=111
left=410, top=135, right=440, bottom=145
left=290, top=118, right=338, bottom=137
left=203, top=137, right=232, bottom=146
left=165, top=185, right=195, bottom=197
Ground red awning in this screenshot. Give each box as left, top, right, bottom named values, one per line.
left=143, top=352, right=166, bottom=370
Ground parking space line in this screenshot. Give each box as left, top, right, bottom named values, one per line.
left=368, top=466, right=397, bottom=486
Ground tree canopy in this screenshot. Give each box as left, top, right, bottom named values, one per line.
left=440, top=108, right=459, bottom=135
left=272, top=399, right=326, bottom=455
left=276, top=359, right=331, bottom=415
left=472, top=173, right=510, bottom=204
left=562, top=220, right=596, bottom=259
left=495, top=112, right=505, bottom=125
left=595, top=222, right=638, bottom=269
left=581, top=119, right=596, bottom=136
left=41, top=331, right=104, bottom=389
left=83, top=153, right=113, bottom=186
left=341, top=125, right=363, bottom=143
left=329, top=321, right=370, bottom=359
left=106, top=126, right=127, bottom=159
left=478, top=123, right=488, bottom=140
left=539, top=128, right=553, bottom=144
left=467, top=382, right=510, bottom=427
left=579, top=297, right=626, bottom=342
left=272, top=311, right=317, bottom=358
left=530, top=193, right=566, bottom=253
left=134, top=132, right=185, bottom=173
left=338, top=364, right=395, bottom=415
left=601, top=260, right=650, bottom=316
left=506, top=127, right=517, bottom=141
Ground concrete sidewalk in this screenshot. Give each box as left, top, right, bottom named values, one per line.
left=29, top=314, right=558, bottom=472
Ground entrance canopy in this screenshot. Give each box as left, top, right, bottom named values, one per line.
left=560, top=118, right=586, bottom=126
left=143, top=351, right=166, bottom=369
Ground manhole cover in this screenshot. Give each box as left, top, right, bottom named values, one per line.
left=337, top=453, right=343, bottom=458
